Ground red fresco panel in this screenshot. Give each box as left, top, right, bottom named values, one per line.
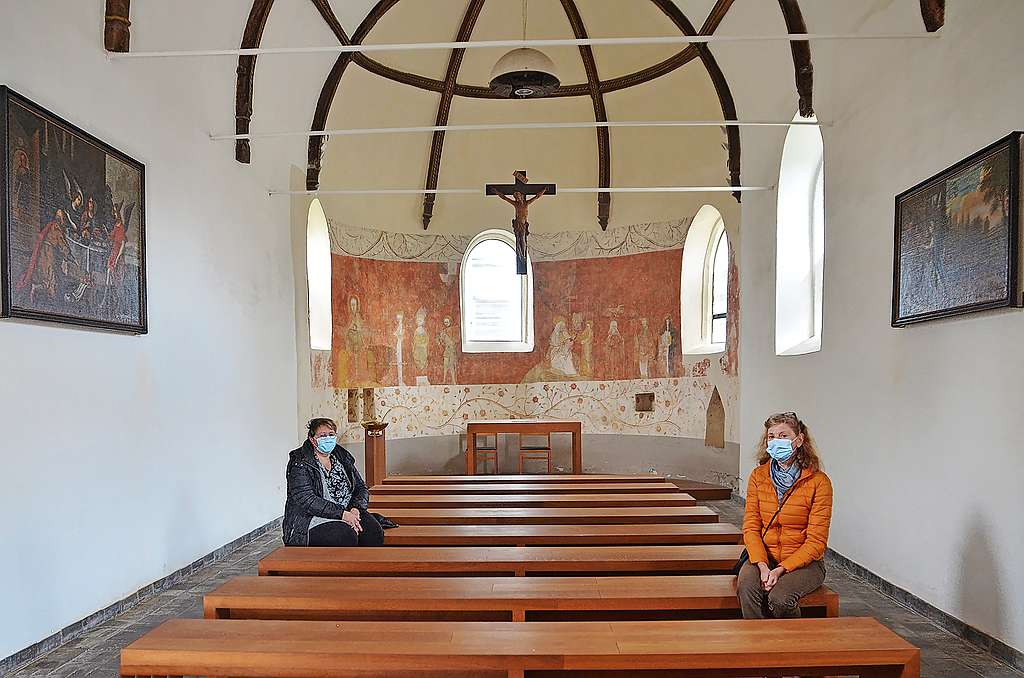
left=330, top=249, right=686, bottom=388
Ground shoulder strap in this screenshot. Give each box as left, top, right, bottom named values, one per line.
left=759, top=481, right=800, bottom=538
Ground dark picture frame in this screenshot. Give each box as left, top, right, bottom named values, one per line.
left=892, top=131, right=1022, bottom=327
left=1, top=86, right=147, bottom=333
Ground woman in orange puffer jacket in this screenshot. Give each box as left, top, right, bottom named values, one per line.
left=737, top=411, right=833, bottom=619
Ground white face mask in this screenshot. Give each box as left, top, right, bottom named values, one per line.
left=766, top=438, right=794, bottom=462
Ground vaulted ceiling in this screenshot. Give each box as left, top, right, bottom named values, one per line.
left=106, top=0, right=944, bottom=234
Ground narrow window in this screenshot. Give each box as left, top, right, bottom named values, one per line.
left=776, top=113, right=825, bottom=355
left=306, top=198, right=332, bottom=351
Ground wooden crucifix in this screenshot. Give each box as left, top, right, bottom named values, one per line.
left=486, top=170, right=556, bottom=275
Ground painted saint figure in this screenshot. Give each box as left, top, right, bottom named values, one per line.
left=579, top=320, right=594, bottom=377
left=658, top=317, right=677, bottom=378
left=394, top=312, right=405, bottom=386
left=437, top=316, right=457, bottom=384
left=412, top=307, right=430, bottom=372
left=342, top=296, right=368, bottom=384
left=604, top=320, right=624, bottom=380
left=17, top=208, right=72, bottom=303
left=547, top=316, right=577, bottom=376
left=635, top=317, right=654, bottom=379
left=12, top=148, right=32, bottom=220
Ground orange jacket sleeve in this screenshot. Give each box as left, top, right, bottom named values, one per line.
left=780, top=474, right=833, bottom=572
left=742, top=471, right=770, bottom=565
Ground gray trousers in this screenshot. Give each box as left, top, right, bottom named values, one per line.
left=737, top=558, right=826, bottom=619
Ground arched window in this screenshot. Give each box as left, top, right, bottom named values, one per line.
left=775, top=113, right=825, bottom=355
left=682, top=205, right=729, bottom=353
left=460, top=229, right=534, bottom=353
left=709, top=228, right=729, bottom=345
left=306, top=198, right=332, bottom=350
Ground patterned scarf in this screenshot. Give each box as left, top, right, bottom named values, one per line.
left=769, top=459, right=802, bottom=503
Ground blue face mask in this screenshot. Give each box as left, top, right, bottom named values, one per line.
left=315, top=435, right=337, bottom=455
left=766, top=438, right=794, bottom=462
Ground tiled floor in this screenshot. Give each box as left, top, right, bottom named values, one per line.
left=7, top=502, right=1022, bottom=677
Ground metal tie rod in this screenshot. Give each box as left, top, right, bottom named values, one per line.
left=214, top=119, right=825, bottom=141
left=110, top=33, right=940, bottom=59
left=268, top=186, right=774, bottom=197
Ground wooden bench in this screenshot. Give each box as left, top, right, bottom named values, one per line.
left=258, top=545, right=743, bottom=577
left=382, top=474, right=666, bottom=484
left=383, top=523, right=743, bottom=546
left=369, top=492, right=697, bottom=509
left=374, top=506, right=718, bottom=525
left=371, top=481, right=685, bottom=495
left=205, top=574, right=840, bottom=621
left=121, top=617, right=920, bottom=677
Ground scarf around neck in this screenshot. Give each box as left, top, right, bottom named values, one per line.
left=769, top=458, right=802, bottom=503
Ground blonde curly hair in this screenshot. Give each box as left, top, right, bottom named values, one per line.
left=756, top=411, right=822, bottom=472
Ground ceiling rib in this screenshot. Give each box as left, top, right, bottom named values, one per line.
left=650, top=0, right=743, bottom=201
left=920, top=0, right=945, bottom=32
left=421, top=0, right=486, bottom=230
left=301, top=0, right=743, bottom=200
left=234, top=0, right=276, bottom=164
left=104, top=0, right=131, bottom=52
left=561, top=0, right=611, bottom=230
left=778, top=0, right=813, bottom=117
left=305, top=0, right=400, bottom=190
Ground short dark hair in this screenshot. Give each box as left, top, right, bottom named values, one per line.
left=307, top=417, right=337, bottom=439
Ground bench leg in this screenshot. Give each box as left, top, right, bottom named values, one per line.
left=507, top=670, right=524, bottom=678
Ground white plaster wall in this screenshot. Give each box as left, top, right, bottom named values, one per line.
left=0, top=0, right=335, bottom=659
left=734, top=0, right=1024, bottom=653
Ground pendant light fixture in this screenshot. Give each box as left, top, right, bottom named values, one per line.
left=489, top=0, right=560, bottom=98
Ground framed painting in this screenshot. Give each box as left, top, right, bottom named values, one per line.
left=1, top=86, right=147, bottom=333
left=892, top=131, right=1022, bottom=327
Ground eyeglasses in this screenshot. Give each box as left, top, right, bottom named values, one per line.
left=765, top=411, right=801, bottom=426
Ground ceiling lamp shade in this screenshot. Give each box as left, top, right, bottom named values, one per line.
left=489, top=48, right=560, bottom=99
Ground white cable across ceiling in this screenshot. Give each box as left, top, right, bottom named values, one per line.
left=214, top=119, right=826, bottom=141
left=269, top=186, right=775, bottom=197
left=110, top=33, right=940, bottom=60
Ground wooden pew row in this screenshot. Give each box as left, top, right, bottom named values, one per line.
left=384, top=523, right=743, bottom=547
left=121, top=618, right=920, bottom=678
left=375, top=506, right=718, bottom=525
left=371, top=481, right=684, bottom=495
left=382, top=474, right=666, bottom=484
left=205, top=574, right=840, bottom=621
left=369, top=492, right=697, bottom=509
left=258, top=545, right=744, bottom=577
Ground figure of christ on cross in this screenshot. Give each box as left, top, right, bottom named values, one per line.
left=486, top=170, right=556, bottom=275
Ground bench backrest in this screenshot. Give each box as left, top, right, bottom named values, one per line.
left=374, top=506, right=718, bottom=525
left=368, top=493, right=696, bottom=508
left=257, top=545, right=744, bottom=576
left=382, top=523, right=742, bottom=546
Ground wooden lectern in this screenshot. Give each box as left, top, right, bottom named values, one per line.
left=361, top=420, right=389, bottom=486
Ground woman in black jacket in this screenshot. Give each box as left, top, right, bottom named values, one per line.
left=282, top=418, right=384, bottom=547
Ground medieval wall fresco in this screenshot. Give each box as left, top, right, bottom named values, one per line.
left=330, top=249, right=685, bottom=388
left=311, top=220, right=740, bottom=477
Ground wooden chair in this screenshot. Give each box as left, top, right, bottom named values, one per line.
left=470, top=433, right=498, bottom=474
left=517, top=432, right=552, bottom=473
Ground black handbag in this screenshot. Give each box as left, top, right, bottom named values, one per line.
left=733, top=484, right=797, bottom=575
